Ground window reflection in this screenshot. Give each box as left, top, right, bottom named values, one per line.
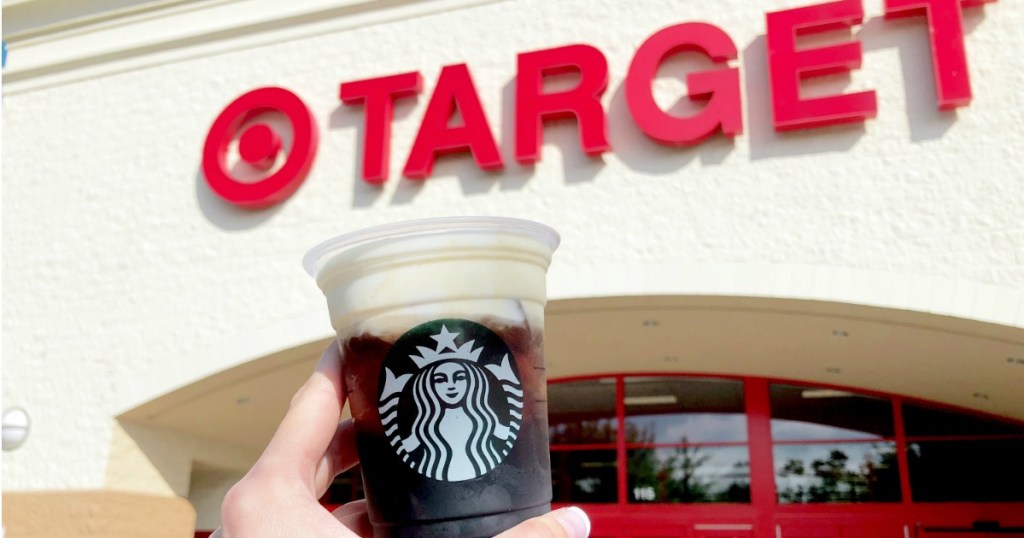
left=628, top=446, right=750, bottom=504
left=551, top=449, right=618, bottom=503
left=770, top=385, right=893, bottom=440
left=548, top=379, right=617, bottom=445
left=625, top=378, right=746, bottom=444
left=774, top=443, right=900, bottom=503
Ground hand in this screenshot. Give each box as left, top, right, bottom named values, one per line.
left=212, top=341, right=590, bottom=538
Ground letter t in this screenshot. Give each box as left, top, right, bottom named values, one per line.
left=340, top=72, right=423, bottom=184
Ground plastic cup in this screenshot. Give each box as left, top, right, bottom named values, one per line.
left=304, top=217, right=559, bottom=537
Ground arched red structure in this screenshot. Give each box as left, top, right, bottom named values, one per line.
left=548, top=374, right=1024, bottom=538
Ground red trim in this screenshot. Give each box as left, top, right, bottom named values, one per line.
left=744, top=378, right=776, bottom=508
left=615, top=376, right=627, bottom=505
left=893, top=396, right=914, bottom=505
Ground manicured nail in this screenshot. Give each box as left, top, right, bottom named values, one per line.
left=555, top=506, right=591, bottom=537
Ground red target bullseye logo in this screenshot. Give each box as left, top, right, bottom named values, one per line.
left=202, top=87, right=318, bottom=208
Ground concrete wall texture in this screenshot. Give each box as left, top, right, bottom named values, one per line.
left=3, top=0, right=1023, bottom=496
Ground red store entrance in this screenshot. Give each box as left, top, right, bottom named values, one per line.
left=544, top=375, right=1024, bottom=538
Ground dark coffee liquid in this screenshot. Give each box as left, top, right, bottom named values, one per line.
left=342, top=318, right=551, bottom=538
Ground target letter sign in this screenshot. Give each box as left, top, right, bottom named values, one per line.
left=201, top=0, right=992, bottom=207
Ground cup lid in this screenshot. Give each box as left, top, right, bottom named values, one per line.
left=302, top=216, right=560, bottom=277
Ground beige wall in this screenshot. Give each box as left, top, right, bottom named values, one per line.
left=104, top=420, right=256, bottom=497
left=2, top=491, right=196, bottom=538
left=101, top=420, right=256, bottom=528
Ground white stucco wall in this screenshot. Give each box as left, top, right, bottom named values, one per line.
left=3, top=0, right=1022, bottom=492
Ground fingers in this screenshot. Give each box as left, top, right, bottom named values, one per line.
left=331, top=499, right=367, bottom=520
left=326, top=502, right=589, bottom=538
left=495, top=507, right=591, bottom=538
left=313, top=418, right=359, bottom=498
left=332, top=500, right=372, bottom=536
left=256, top=341, right=346, bottom=487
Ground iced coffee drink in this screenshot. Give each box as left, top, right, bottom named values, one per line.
left=304, top=217, right=559, bottom=538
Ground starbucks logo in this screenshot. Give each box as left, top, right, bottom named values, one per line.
left=378, top=319, right=522, bottom=482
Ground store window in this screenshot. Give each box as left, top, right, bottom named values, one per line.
left=904, top=403, right=1024, bottom=502
left=551, top=449, right=618, bottom=503
left=625, top=377, right=750, bottom=504
left=770, top=384, right=900, bottom=504
left=549, top=378, right=618, bottom=503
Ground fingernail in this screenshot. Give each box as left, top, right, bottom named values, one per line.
left=555, top=506, right=591, bottom=537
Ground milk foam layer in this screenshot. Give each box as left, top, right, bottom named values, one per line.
left=309, top=224, right=556, bottom=340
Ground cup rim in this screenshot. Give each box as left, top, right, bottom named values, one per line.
left=302, top=216, right=561, bottom=277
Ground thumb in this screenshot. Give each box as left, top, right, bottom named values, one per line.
left=495, top=507, right=591, bottom=538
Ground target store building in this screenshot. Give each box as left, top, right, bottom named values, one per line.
left=3, top=0, right=1024, bottom=536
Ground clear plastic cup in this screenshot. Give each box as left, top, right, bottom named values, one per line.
left=304, top=217, right=560, bottom=537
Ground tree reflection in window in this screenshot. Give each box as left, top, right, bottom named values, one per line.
left=622, top=378, right=751, bottom=504
left=628, top=423, right=750, bottom=504
left=769, top=383, right=901, bottom=504
left=775, top=443, right=900, bottom=503
left=550, top=418, right=617, bottom=445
